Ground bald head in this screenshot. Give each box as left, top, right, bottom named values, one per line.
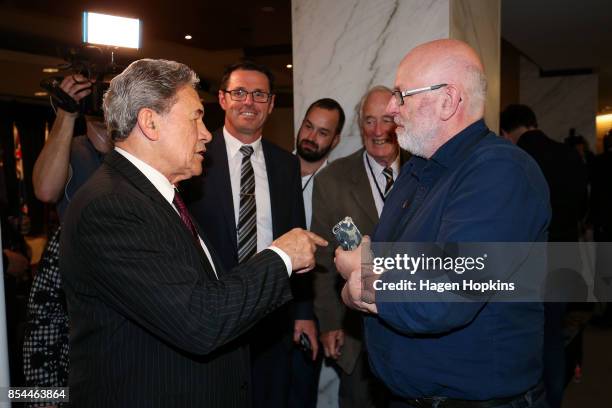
left=388, top=39, right=487, bottom=158
left=399, top=39, right=486, bottom=119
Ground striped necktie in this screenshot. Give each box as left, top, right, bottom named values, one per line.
left=237, top=145, right=256, bottom=263
left=382, top=167, right=394, bottom=196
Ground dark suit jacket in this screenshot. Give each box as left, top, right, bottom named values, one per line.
left=60, top=151, right=292, bottom=407
left=311, top=148, right=410, bottom=374
left=517, top=129, right=588, bottom=241
left=183, top=128, right=309, bottom=350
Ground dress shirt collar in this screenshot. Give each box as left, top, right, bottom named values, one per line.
left=365, top=150, right=401, bottom=178
left=223, top=126, right=263, bottom=161
left=401, top=119, right=488, bottom=183
left=429, top=119, right=488, bottom=169
left=114, top=147, right=176, bottom=204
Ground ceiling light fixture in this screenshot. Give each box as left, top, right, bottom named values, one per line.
left=286, top=64, right=293, bottom=69
left=185, top=34, right=192, bottom=40
left=34, top=92, right=48, bottom=97
left=42, top=68, right=59, bottom=73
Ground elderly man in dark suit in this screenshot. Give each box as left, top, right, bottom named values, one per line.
left=60, top=58, right=326, bottom=407
left=311, top=86, right=409, bottom=408
left=184, top=61, right=316, bottom=408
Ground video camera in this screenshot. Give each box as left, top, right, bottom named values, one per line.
left=40, top=11, right=141, bottom=117
left=40, top=45, right=121, bottom=117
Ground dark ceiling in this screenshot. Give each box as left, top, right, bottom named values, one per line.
left=4, top=0, right=292, bottom=50
left=1, top=0, right=611, bottom=111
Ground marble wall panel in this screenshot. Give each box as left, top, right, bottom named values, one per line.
left=520, top=57, right=598, bottom=148
left=451, top=0, right=501, bottom=132
left=292, top=0, right=450, bottom=159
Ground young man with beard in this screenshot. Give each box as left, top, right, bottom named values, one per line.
left=296, top=98, right=345, bottom=230
left=310, top=86, right=409, bottom=408
left=291, top=98, right=345, bottom=408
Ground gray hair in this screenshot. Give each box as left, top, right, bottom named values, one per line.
left=356, top=85, right=392, bottom=124
left=103, top=59, right=199, bottom=141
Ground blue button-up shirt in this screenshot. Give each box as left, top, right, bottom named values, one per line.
left=366, top=119, right=551, bottom=400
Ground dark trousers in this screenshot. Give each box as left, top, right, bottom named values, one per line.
left=251, top=331, right=292, bottom=408
left=288, top=346, right=323, bottom=408
left=339, top=351, right=388, bottom=408
left=543, top=302, right=567, bottom=408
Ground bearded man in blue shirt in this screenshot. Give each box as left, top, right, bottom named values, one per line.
left=335, top=39, right=551, bottom=408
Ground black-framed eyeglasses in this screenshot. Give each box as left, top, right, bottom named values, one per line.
left=391, top=83, right=448, bottom=106
left=222, top=89, right=272, bottom=103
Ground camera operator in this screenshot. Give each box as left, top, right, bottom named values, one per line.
left=32, top=75, right=112, bottom=212
left=23, top=74, right=112, bottom=407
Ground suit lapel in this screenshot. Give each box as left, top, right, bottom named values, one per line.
left=262, top=140, right=281, bottom=238
left=105, top=150, right=172, bottom=212
left=208, top=129, right=239, bottom=253
left=106, top=150, right=219, bottom=280
left=349, top=149, right=379, bottom=227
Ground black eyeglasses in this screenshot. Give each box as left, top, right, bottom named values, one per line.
left=222, top=89, right=272, bottom=103
left=391, top=83, right=448, bottom=106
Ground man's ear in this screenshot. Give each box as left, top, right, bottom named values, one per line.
left=136, top=108, right=159, bottom=141
left=439, top=85, right=461, bottom=121
left=218, top=90, right=228, bottom=111
left=331, top=133, right=341, bottom=149
left=267, top=94, right=276, bottom=114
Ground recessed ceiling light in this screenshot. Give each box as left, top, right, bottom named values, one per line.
left=185, top=34, right=192, bottom=40
left=286, top=64, right=293, bottom=69
left=35, top=91, right=48, bottom=97
left=261, top=6, right=275, bottom=12
left=42, top=68, right=59, bottom=73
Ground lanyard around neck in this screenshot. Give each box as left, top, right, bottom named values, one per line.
left=365, top=153, right=388, bottom=203
left=302, top=165, right=322, bottom=193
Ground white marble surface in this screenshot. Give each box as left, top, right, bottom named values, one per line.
left=520, top=57, right=598, bottom=148
left=292, top=0, right=450, bottom=160
left=451, top=0, right=501, bottom=132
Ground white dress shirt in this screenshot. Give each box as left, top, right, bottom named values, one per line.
left=363, top=151, right=400, bottom=216
left=223, top=127, right=274, bottom=253
left=301, top=160, right=328, bottom=230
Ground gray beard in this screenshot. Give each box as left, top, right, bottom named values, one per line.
left=397, top=128, right=425, bottom=158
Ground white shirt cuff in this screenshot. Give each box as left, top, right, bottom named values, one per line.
left=268, top=246, right=292, bottom=276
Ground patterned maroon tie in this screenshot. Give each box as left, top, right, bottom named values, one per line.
left=173, top=190, right=199, bottom=241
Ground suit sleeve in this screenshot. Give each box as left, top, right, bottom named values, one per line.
left=288, top=157, right=315, bottom=320
left=377, top=157, right=551, bottom=334
left=73, top=194, right=293, bottom=355
left=311, top=173, right=346, bottom=332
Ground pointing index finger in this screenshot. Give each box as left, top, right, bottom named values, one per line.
left=306, top=231, right=328, bottom=247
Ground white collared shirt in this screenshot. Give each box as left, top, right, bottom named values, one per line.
left=301, top=160, right=328, bottom=230
left=363, top=151, right=400, bottom=216
left=115, top=147, right=219, bottom=278
left=223, top=127, right=274, bottom=253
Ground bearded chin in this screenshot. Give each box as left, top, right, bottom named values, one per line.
left=297, top=142, right=333, bottom=163
left=397, top=125, right=436, bottom=159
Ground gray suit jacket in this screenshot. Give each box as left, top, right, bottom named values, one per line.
left=311, top=148, right=410, bottom=374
